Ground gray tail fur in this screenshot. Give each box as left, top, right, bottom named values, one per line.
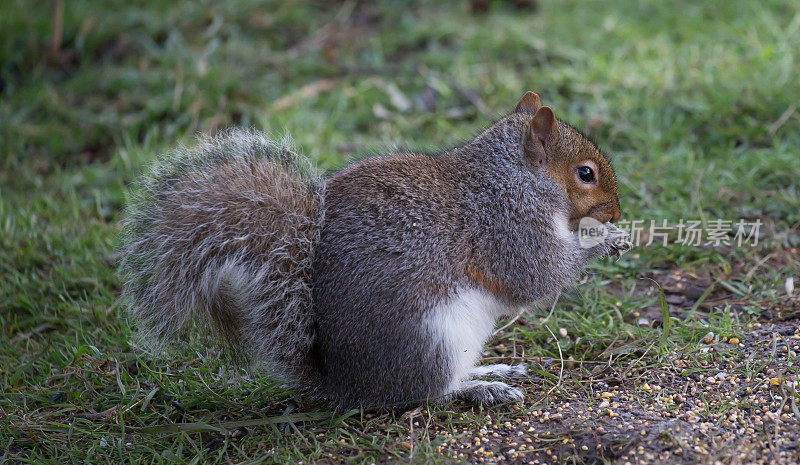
left=118, top=129, right=324, bottom=390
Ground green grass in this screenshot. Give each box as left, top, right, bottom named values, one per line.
left=2, top=0, right=800, bottom=463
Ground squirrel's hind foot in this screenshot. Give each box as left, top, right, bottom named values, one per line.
left=448, top=380, right=524, bottom=406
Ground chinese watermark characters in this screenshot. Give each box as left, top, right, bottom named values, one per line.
left=576, top=218, right=763, bottom=249
left=613, top=219, right=762, bottom=247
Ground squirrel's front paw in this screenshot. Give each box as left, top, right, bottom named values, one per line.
left=604, top=222, right=632, bottom=257
left=470, top=363, right=528, bottom=379
left=579, top=220, right=631, bottom=259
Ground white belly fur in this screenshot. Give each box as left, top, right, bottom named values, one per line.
left=426, top=288, right=513, bottom=394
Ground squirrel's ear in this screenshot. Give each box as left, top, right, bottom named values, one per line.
left=523, top=106, right=558, bottom=164
left=531, top=106, right=558, bottom=144
left=514, top=91, right=542, bottom=113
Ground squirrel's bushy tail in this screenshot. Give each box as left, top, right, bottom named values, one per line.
left=118, top=129, right=324, bottom=389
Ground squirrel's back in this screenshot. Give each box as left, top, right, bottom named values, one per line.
left=119, top=130, right=324, bottom=388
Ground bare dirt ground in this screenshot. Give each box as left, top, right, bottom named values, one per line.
left=414, top=266, right=800, bottom=465
left=426, top=319, right=799, bottom=464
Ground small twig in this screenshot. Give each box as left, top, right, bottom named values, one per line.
left=51, top=0, right=64, bottom=57
left=404, top=408, right=420, bottom=459
left=782, top=382, right=800, bottom=425
left=768, top=102, right=798, bottom=137
left=121, top=396, right=146, bottom=415
left=765, top=420, right=781, bottom=465
left=492, top=290, right=561, bottom=339
left=399, top=406, right=422, bottom=422
left=540, top=290, right=561, bottom=324
left=492, top=308, right=526, bottom=339
left=622, top=340, right=657, bottom=377
left=744, top=252, right=778, bottom=281
left=272, top=79, right=338, bottom=111
left=541, top=324, right=565, bottom=400
left=597, top=334, right=621, bottom=360
left=75, top=405, right=119, bottom=420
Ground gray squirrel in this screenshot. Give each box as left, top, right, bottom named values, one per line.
left=119, top=91, right=629, bottom=410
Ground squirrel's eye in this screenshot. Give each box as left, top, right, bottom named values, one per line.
left=576, top=166, right=595, bottom=183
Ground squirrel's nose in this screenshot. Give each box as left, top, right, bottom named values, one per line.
left=586, top=202, right=619, bottom=224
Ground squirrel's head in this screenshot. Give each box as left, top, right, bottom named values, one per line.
left=515, top=91, right=621, bottom=229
